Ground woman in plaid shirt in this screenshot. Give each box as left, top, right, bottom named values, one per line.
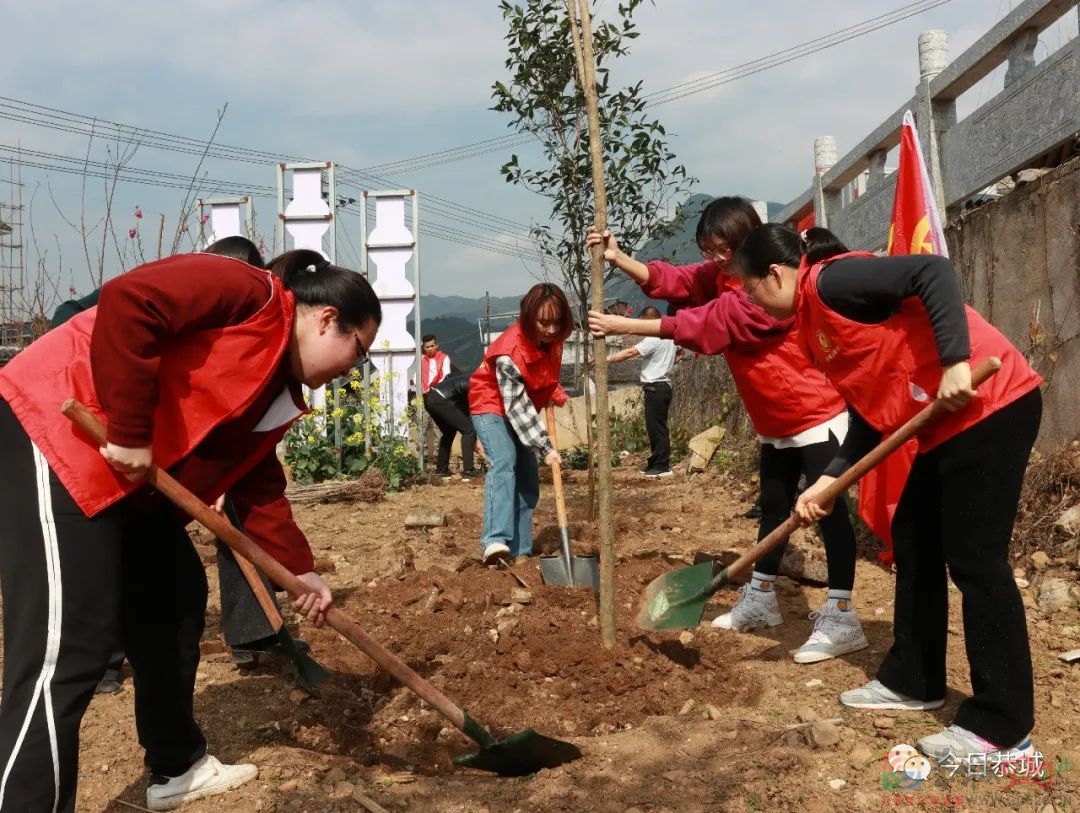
left=469, top=284, right=573, bottom=563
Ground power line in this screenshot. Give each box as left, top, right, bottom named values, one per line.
left=643, top=0, right=955, bottom=106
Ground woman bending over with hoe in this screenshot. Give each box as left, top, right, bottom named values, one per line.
left=0, top=249, right=381, bottom=811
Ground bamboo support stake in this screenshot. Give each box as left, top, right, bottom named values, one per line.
left=568, top=0, right=616, bottom=648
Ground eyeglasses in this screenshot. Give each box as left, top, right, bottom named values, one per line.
left=699, top=239, right=732, bottom=262
left=355, top=335, right=370, bottom=366
left=743, top=275, right=766, bottom=299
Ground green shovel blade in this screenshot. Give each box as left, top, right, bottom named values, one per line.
left=635, top=560, right=728, bottom=632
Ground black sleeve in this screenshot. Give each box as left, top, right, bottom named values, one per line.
left=823, top=407, right=882, bottom=478
left=817, top=254, right=971, bottom=365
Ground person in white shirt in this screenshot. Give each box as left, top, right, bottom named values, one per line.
left=606, top=306, right=681, bottom=477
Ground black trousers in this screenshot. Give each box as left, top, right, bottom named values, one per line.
left=0, top=401, right=207, bottom=811
left=877, top=388, right=1041, bottom=747
left=755, top=430, right=857, bottom=590
left=642, top=381, right=673, bottom=471
left=424, top=391, right=475, bottom=474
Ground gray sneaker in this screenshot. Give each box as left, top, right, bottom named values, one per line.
left=710, top=584, right=783, bottom=631
left=917, top=725, right=1035, bottom=769
left=793, top=603, right=870, bottom=664
left=839, top=679, right=944, bottom=711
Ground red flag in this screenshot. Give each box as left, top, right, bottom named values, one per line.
left=858, top=111, right=948, bottom=564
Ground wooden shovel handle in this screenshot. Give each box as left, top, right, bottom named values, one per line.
left=544, top=405, right=570, bottom=529
left=61, top=400, right=469, bottom=731
left=720, top=357, right=1002, bottom=583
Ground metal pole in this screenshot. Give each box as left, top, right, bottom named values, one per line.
left=360, top=191, right=372, bottom=455
left=412, top=191, right=425, bottom=472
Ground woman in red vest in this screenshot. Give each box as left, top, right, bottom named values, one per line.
left=469, top=283, right=572, bottom=563
left=587, top=197, right=866, bottom=665
left=0, top=249, right=381, bottom=811
left=734, top=223, right=1042, bottom=766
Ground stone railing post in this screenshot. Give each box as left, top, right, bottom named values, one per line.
left=916, top=30, right=955, bottom=217
left=812, top=136, right=839, bottom=227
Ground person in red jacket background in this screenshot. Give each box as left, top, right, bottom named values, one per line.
left=470, top=283, right=572, bottom=564
left=0, top=249, right=381, bottom=811
left=734, top=223, right=1042, bottom=768
left=586, top=197, right=866, bottom=665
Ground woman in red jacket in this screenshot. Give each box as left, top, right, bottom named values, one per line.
left=0, top=249, right=381, bottom=812
left=587, top=197, right=865, bottom=665
left=470, top=283, right=572, bottom=563
left=733, top=223, right=1042, bottom=767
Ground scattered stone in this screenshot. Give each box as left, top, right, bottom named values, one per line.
left=1058, top=648, right=1080, bottom=664
left=804, top=679, right=823, bottom=688
left=874, top=607, right=886, bottom=616
left=510, top=587, right=533, bottom=605
left=796, top=707, right=820, bottom=723
left=705, top=704, right=723, bottom=721
left=873, top=716, right=895, bottom=731
left=809, top=720, right=842, bottom=748
left=100, top=763, right=109, bottom=773
left=487, top=629, right=499, bottom=645
left=495, top=603, right=524, bottom=617
left=828, top=778, right=847, bottom=790
left=678, top=631, right=694, bottom=646
left=686, top=426, right=726, bottom=471
left=278, top=779, right=299, bottom=793
left=288, top=689, right=311, bottom=705
left=404, top=511, right=445, bottom=528
left=325, top=766, right=347, bottom=783
left=779, top=537, right=829, bottom=585
left=679, top=699, right=696, bottom=716
left=1039, top=578, right=1076, bottom=613
left=540, top=659, right=559, bottom=677
left=1050, top=690, right=1065, bottom=708
left=1055, top=505, right=1080, bottom=537
left=849, top=744, right=875, bottom=767
left=513, top=651, right=532, bottom=671
left=1031, top=551, right=1051, bottom=572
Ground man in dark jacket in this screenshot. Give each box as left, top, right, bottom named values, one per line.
left=424, top=371, right=480, bottom=479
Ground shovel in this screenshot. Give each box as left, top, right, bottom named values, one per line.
left=63, top=400, right=581, bottom=777
left=636, top=357, right=1002, bottom=632
left=538, top=405, right=599, bottom=591
left=220, top=496, right=332, bottom=695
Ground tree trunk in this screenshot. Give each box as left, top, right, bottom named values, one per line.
left=569, top=0, right=616, bottom=649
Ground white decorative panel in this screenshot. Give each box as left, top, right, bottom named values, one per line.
left=283, top=167, right=332, bottom=413
left=367, top=195, right=416, bottom=435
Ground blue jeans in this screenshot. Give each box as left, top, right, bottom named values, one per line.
left=472, top=413, right=540, bottom=558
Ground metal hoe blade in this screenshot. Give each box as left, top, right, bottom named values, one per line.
left=453, top=726, right=582, bottom=776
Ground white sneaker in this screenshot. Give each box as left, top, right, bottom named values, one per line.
left=146, top=755, right=258, bottom=811
left=481, top=542, right=510, bottom=563
left=839, top=679, right=945, bottom=711
left=793, top=602, right=870, bottom=664
left=917, top=725, right=1037, bottom=772
left=710, top=584, right=782, bottom=631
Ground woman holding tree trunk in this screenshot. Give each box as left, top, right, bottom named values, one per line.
left=587, top=196, right=867, bottom=665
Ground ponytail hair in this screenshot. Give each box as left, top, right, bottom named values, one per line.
left=733, top=224, right=803, bottom=279
left=266, top=249, right=382, bottom=331
left=800, top=227, right=849, bottom=265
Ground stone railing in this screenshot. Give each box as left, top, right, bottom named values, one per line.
left=773, top=0, right=1080, bottom=249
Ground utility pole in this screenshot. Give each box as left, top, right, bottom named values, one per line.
left=484, top=290, right=491, bottom=348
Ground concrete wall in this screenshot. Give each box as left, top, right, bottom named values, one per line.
left=947, top=155, right=1080, bottom=449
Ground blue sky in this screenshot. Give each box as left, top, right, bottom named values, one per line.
left=0, top=0, right=1076, bottom=301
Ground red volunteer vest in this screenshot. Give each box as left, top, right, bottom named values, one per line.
left=797, top=253, right=1041, bottom=451
left=0, top=272, right=300, bottom=516
left=469, top=322, right=563, bottom=415
left=421, top=350, right=449, bottom=393
left=714, top=271, right=847, bottom=438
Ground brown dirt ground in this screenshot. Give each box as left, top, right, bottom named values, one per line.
left=52, top=460, right=1080, bottom=811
